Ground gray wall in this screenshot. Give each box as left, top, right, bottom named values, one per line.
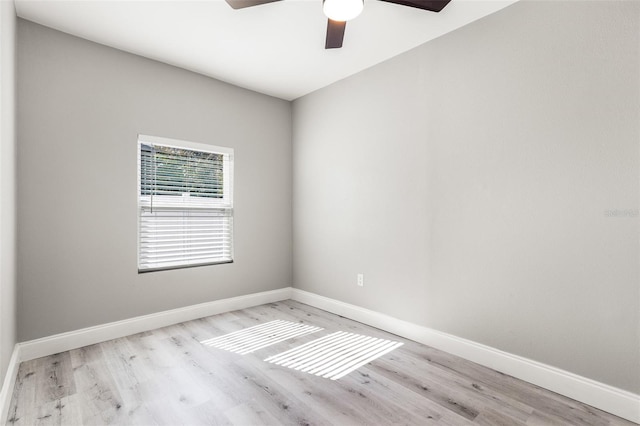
left=17, top=20, right=292, bottom=341
left=0, top=1, right=17, bottom=380
left=293, top=0, right=640, bottom=393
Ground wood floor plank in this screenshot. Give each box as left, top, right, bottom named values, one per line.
left=399, top=339, right=621, bottom=425
left=6, top=361, right=39, bottom=425
left=71, top=345, right=128, bottom=425
left=474, top=407, right=527, bottom=426
left=366, top=357, right=482, bottom=421
left=6, top=299, right=635, bottom=426
left=223, top=401, right=281, bottom=426
left=261, top=362, right=388, bottom=424
left=98, top=337, right=157, bottom=424
left=377, top=348, right=534, bottom=422
left=161, top=325, right=332, bottom=425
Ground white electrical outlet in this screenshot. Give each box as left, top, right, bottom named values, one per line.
left=357, top=274, right=364, bottom=287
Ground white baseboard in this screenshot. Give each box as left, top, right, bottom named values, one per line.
left=19, top=287, right=293, bottom=362
left=0, top=344, right=21, bottom=424
left=290, top=288, right=640, bottom=424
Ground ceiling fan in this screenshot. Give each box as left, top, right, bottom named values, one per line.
left=224, top=0, right=452, bottom=49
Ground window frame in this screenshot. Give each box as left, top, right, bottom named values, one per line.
left=137, top=134, right=234, bottom=273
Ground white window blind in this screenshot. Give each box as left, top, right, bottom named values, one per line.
left=137, top=135, right=233, bottom=272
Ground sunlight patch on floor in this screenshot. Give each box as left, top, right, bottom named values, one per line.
left=200, top=320, right=323, bottom=354
left=264, top=331, right=403, bottom=380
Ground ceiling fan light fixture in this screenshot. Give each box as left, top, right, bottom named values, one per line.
left=322, top=0, right=364, bottom=22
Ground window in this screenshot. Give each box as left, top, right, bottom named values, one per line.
left=137, top=135, right=233, bottom=272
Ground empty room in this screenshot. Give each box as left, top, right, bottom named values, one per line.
left=0, top=0, right=638, bottom=424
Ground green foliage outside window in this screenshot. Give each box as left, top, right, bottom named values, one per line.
left=140, top=144, right=224, bottom=199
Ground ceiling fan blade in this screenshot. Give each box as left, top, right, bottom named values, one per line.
left=377, top=0, right=451, bottom=12
left=225, top=0, right=282, bottom=10
left=325, top=19, right=346, bottom=49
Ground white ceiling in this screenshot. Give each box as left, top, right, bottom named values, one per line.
left=15, top=0, right=517, bottom=100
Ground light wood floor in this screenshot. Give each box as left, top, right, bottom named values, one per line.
left=7, top=300, right=634, bottom=425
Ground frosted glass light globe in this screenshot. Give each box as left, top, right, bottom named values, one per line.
left=323, top=0, right=364, bottom=22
